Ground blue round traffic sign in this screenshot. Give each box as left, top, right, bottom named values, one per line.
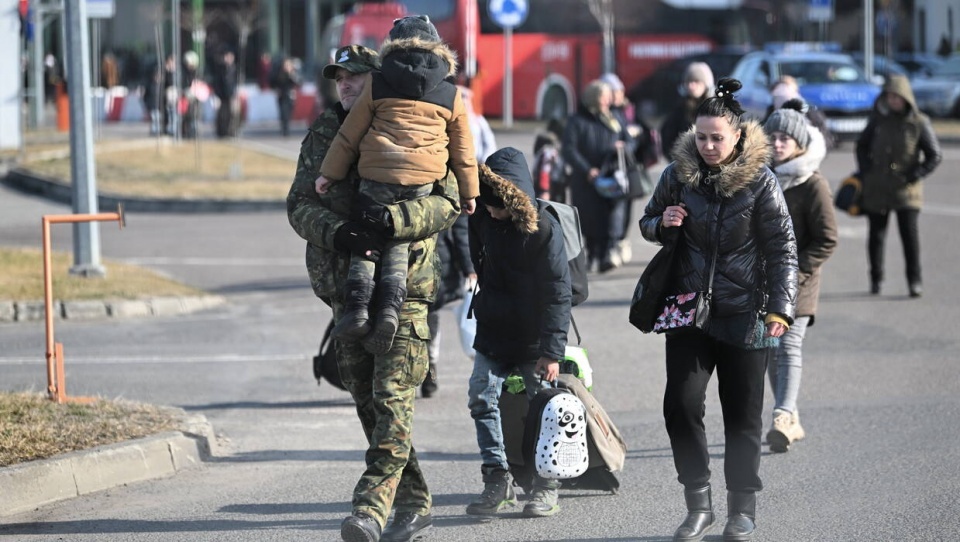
left=488, top=0, right=528, bottom=29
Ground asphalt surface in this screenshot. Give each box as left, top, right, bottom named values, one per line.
left=1, top=121, right=960, bottom=540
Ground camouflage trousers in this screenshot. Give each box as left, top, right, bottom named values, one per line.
left=333, top=299, right=432, bottom=529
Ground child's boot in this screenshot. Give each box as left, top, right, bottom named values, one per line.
left=363, top=281, right=405, bottom=355
left=331, top=278, right=374, bottom=340
left=466, top=466, right=517, bottom=516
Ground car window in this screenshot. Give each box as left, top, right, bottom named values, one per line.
left=932, top=58, right=960, bottom=77
left=778, top=60, right=868, bottom=84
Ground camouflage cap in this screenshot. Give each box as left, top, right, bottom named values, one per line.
left=322, top=45, right=380, bottom=80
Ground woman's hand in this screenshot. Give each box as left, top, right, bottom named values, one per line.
left=764, top=322, right=788, bottom=338
left=588, top=168, right=600, bottom=182
left=662, top=205, right=687, bottom=228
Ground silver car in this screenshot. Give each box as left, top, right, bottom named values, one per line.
left=911, top=55, right=960, bottom=118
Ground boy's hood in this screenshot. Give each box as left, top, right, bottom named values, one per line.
left=478, top=147, right=539, bottom=235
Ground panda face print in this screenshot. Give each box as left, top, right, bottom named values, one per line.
left=534, top=393, right=589, bottom=479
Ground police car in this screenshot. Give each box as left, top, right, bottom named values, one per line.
left=729, top=44, right=881, bottom=139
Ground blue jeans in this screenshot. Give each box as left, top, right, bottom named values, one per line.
left=467, top=351, right=548, bottom=472
left=768, top=315, right=810, bottom=414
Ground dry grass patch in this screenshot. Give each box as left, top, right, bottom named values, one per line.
left=0, top=392, right=182, bottom=467
left=0, top=247, right=202, bottom=301
left=22, top=140, right=296, bottom=200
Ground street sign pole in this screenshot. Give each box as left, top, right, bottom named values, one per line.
left=503, top=26, right=512, bottom=129
left=64, top=0, right=104, bottom=277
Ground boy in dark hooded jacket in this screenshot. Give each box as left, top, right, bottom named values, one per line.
left=317, top=15, right=480, bottom=356
left=466, top=147, right=573, bottom=519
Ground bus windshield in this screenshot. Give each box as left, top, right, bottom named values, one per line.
left=399, top=0, right=455, bottom=22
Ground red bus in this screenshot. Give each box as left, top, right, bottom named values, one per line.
left=320, top=0, right=770, bottom=119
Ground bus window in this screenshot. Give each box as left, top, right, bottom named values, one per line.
left=400, top=0, right=455, bottom=22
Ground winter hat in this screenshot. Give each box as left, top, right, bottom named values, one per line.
left=764, top=104, right=812, bottom=149
left=683, top=62, right=715, bottom=96
left=599, top=72, right=625, bottom=92
left=389, top=15, right=441, bottom=42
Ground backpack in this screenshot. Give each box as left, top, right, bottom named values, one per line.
left=313, top=320, right=347, bottom=391
left=537, top=199, right=588, bottom=307
left=522, top=385, right=590, bottom=480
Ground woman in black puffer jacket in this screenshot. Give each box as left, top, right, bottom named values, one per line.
left=639, top=78, right=798, bottom=542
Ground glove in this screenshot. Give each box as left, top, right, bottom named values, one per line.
left=351, top=192, right=394, bottom=236
left=333, top=222, right=385, bottom=262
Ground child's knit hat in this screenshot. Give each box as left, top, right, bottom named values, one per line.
left=389, top=15, right=441, bottom=42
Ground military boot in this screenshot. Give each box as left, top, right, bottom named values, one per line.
left=722, top=491, right=756, bottom=541
left=466, top=466, right=517, bottom=516
left=332, top=278, right=375, bottom=341
left=363, top=280, right=406, bottom=356
left=674, top=485, right=715, bottom=541
left=522, top=480, right=560, bottom=518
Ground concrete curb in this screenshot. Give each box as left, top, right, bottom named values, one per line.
left=0, top=295, right=226, bottom=324
left=2, top=168, right=285, bottom=213
left=0, top=411, right=218, bottom=517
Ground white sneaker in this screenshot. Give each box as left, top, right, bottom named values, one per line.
left=618, top=239, right=632, bottom=264
left=766, top=409, right=801, bottom=453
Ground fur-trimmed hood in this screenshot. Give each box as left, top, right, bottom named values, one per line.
left=477, top=147, right=539, bottom=235
left=379, top=37, right=458, bottom=98
left=671, top=120, right=772, bottom=198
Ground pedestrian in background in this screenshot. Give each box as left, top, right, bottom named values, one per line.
left=856, top=74, right=941, bottom=298
left=272, top=56, right=301, bottom=137
left=763, top=100, right=838, bottom=454
left=466, top=147, right=572, bottom=519
left=764, top=76, right=835, bottom=151
left=212, top=50, right=238, bottom=138
left=639, top=78, right=798, bottom=542
left=421, top=84, right=490, bottom=398
left=562, top=79, right=636, bottom=273
left=659, top=62, right=714, bottom=162
left=287, top=44, right=461, bottom=542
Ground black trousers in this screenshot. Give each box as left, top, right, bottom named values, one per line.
left=867, top=209, right=921, bottom=285
left=664, top=331, right=770, bottom=493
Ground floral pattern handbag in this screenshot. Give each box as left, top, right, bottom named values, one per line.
left=653, top=201, right=725, bottom=334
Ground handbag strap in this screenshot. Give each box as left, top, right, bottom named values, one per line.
left=704, top=200, right=726, bottom=295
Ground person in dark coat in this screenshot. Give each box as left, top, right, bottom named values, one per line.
left=763, top=101, right=838, bottom=454
left=422, top=213, right=475, bottom=398
left=639, top=78, right=798, bottom=542
left=466, top=147, right=572, bottom=520
left=659, top=61, right=714, bottom=161
left=271, top=57, right=301, bottom=137
left=856, top=74, right=942, bottom=297
left=561, top=79, right=637, bottom=272
left=212, top=50, right=238, bottom=138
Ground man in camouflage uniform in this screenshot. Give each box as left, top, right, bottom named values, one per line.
left=287, top=45, right=461, bottom=542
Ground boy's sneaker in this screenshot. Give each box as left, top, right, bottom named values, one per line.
left=523, top=487, right=560, bottom=517
left=466, top=468, right=517, bottom=516
left=363, top=310, right=399, bottom=356
left=766, top=409, right=805, bottom=453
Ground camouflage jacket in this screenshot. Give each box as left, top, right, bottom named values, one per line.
left=287, top=104, right=461, bottom=306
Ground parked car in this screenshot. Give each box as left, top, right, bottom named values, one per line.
left=729, top=50, right=881, bottom=139
left=849, top=53, right=910, bottom=79
left=894, top=53, right=945, bottom=79
left=911, top=55, right=960, bottom=117
left=627, top=49, right=749, bottom=123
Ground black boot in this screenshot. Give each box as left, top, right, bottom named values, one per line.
left=332, top=278, right=375, bottom=341
left=421, top=363, right=438, bottom=398
left=722, top=491, right=756, bottom=541
left=674, top=485, right=715, bottom=541
left=363, top=281, right=406, bottom=355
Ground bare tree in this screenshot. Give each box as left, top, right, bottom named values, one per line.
left=206, top=0, right=264, bottom=88
left=585, top=0, right=615, bottom=74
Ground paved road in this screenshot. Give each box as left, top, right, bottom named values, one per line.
left=2, top=125, right=960, bottom=540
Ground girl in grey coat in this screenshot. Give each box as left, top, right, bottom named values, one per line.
left=763, top=101, right=839, bottom=454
